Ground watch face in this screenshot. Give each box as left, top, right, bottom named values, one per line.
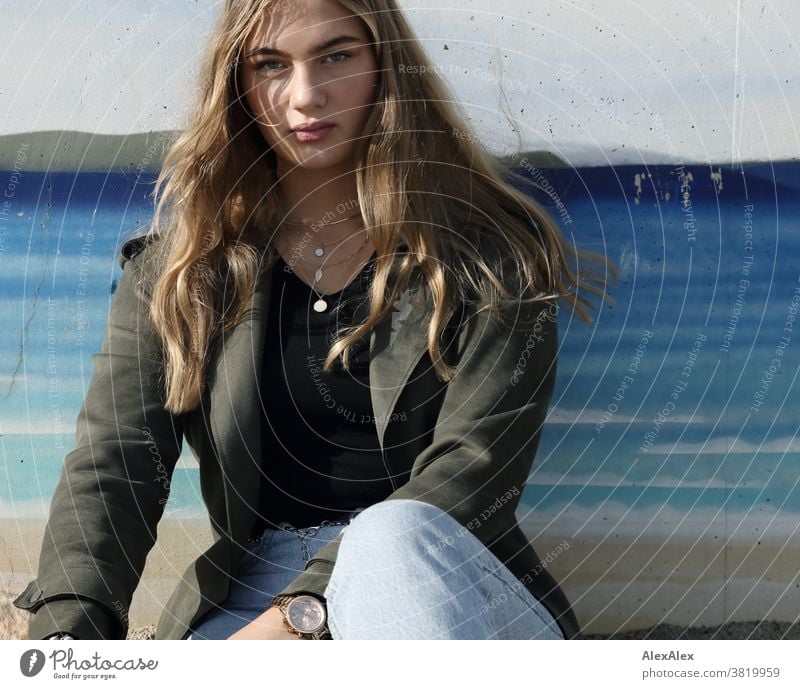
left=286, top=596, right=326, bottom=633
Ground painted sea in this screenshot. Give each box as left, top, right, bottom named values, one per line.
left=1, top=162, right=798, bottom=550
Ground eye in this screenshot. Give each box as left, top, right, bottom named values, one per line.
left=252, top=51, right=353, bottom=74
left=254, top=59, right=285, bottom=73
left=324, top=51, right=352, bottom=64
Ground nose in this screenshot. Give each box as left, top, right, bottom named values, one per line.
left=288, top=59, right=326, bottom=110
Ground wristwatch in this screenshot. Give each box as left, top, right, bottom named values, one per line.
left=270, top=594, right=332, bottom=640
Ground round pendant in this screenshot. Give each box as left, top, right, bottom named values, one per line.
left=313, top=298, right=328, bottom=313
left=315, top=247, right=324, bottom=257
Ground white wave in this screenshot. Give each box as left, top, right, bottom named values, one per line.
left=546, top=406, right=705, bottom=425
left=0, top=374, right=90, bottom=388
left=527, top=473, right=737, bottom=490
left=160, top=505, right=207, bottom=519
left=646, top=436, right=800, bottom=455
left=0, top=253, right=119, bottom=279
left=0, top=498, right=50, bottom=519
left=518, top=501, right=800, bottom=545
left=546, top=407, right=637, bottom=424
left=0, top=419, right=78, bottom=436
left=0, top=498, right=207, bottom=521
left=176, top=453, right=198, bottom=469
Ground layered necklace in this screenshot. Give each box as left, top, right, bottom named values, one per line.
left=280, top=209, right=370, bottom=313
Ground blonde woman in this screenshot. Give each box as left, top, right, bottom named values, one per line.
left=16, top=0, right=614, bottom=640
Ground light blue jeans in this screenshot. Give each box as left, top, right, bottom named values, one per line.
left=186, top=499, right=564, bottom=640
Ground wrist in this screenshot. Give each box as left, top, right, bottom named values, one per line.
left=271, top=594, right=331, bottom=640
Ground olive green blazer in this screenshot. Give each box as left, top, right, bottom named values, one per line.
left=14, top=234, right=581, bottom=640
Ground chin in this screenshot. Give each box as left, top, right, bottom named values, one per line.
left=285, top=150, right=356, bottom=172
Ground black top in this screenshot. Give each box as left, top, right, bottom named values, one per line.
left=255, top=251, right=399, bottom=527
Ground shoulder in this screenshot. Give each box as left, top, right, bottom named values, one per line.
left=118, top=232, right=163, bottom=270
left=460, top=297, right=559, bottom=343
left=117, top=232, right=165, bottom=298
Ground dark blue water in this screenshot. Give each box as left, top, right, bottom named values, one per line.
left=1, top=163, right=798, bottom=522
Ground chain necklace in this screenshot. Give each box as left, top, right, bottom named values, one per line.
left=280, top=204, right=364, bottom=258
left=282, top=209, right=362, bottom=228
left=279, top=221, right=371, bottom=313
left=278, top=520, right=351, bottom=564
left=279, top=219, right=367, bottom=258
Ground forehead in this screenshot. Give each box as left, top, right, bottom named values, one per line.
left=243, top=0, right=368, bottom=52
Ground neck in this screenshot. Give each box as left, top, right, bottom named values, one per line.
left=276, top=161, right=361, bottom=229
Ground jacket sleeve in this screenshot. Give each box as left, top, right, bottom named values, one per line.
left=12, top=238, right=184, bottom=639
left=273, top=297, right=559, bottom=602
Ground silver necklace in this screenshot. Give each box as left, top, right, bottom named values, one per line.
left=281, top=216, right=365, bottom=258
left=282, top=209, right=362, bottom=229
left=279, top=520, right=351, bottom=563
left=280, top=223, right=370, bottom=313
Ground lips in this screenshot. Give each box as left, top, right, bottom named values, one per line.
left=292, top=123, right=335, bottom=143
left=293, top=121, right=334, bottom=132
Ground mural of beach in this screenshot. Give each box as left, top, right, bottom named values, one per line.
left=517, top=162, right=800, bottom=632
left=1, top=153, right=798, bottom=634
left=2, top=0, right=799, bottom=639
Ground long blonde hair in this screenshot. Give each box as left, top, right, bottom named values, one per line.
left=141, top=0, right=616, bottom=414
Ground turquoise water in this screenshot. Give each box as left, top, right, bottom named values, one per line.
left=1, top=165, right=799, bottom=521
left=0, top=434, right=202, bottom=516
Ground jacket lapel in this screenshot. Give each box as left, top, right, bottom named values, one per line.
left=206, top=261, right=431, bottom=531
left=367, top=281, right=433, bottom=446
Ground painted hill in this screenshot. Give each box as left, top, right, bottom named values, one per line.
left=0, top=130, right=569, bottom=173
left=0, top=130, right=180, bottom=173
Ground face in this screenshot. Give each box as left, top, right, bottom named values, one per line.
left=239, top=0, right=380, bottom=175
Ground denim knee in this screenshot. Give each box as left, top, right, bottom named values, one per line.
left=347, top=499, right=457, bottom=541
left=329, top=498, right=468, bottom=580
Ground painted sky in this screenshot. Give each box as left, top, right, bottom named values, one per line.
left=2, top=0, right=798, bottom=166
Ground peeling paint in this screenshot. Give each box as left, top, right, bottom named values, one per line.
left=634, top=172, right=648, bottom=205
left=711, top=167, right=723, bottom=193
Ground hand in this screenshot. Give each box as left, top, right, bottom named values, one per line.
left=227, top=606, right=301, bottom=640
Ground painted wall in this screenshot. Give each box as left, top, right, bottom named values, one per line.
left=3, top=0, right=798, bottom=165
left=1, top=1, right=798, bottom=635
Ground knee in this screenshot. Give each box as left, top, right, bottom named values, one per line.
left=347, top=499, right=454, bottom=540
left=325, top=500, right=483, bottom=613
left=335, top=499, right=464, bottom=568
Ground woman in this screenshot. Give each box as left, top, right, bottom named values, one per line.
left=15, top=0, right=613, bottom=640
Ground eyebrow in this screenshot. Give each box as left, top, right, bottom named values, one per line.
left=243, top=34, right=364, bottom=59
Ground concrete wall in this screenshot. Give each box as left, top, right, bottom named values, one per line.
left=1, top=1, right=798, bottom=637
